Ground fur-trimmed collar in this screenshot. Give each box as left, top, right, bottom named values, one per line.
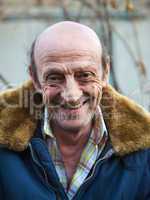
left=0, top=80, right=150, bottom=156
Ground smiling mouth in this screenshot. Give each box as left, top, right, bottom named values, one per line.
left=61, top=99, right=89, bottom=110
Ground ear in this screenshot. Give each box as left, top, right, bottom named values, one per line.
left=102, top=62, right=110, bottom=86
left=29, top=65, right=41, bottom=91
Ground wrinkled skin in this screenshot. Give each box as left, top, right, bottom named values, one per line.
left=41, top=55, right=103, bottom=132
left=30, top=21, right=109, bottom=183
left=32, top=21, right=108, bottom=132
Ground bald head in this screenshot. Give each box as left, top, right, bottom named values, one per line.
left=34, top=21, right=102, bottom=67
left=30, top=21, right=109, bottom=87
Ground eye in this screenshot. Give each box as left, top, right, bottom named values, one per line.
left=75, top=71, right=94, bottom=81
left=45, top=73, right=65, bottom=83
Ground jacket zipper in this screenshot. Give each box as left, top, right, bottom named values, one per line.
left=28, top=142, right=68, bottom=200
left=72, top=149, right=114, bottom=200
left=28, top=142, right=57, bottom=192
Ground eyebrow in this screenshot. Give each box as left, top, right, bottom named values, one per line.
left=42, top=63, right=98, bottom=77
left=41, top=50, right=99, bottom=62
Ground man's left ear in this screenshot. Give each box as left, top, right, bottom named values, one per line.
left=29, top=64, right=41, bottom=91
left=102, top=62, right=110, bottom=86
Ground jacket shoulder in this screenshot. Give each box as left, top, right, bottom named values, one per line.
left=0, top=147, right=22, bottom=167
left=121, top=148, right=150, bottom=169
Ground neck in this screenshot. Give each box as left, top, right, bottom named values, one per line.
left=50, top=121, right=92, bottom=185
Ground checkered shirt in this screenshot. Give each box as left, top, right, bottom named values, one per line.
left=44, top=106, right=108, bottom=200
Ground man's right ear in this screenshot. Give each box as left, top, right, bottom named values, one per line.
left=29, top=65, right=41, bottom=91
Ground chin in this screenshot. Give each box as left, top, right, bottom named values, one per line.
left=56, top=120, right=87, bottom=132
left=53, top=111, right=94, bottom=132
left=50, top=103, right=96, bottom=131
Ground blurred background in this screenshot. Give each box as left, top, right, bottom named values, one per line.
left=0, top=0, right=150, bottom=110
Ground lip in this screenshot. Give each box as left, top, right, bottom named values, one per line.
left=61, top=99, right=89, bottom=110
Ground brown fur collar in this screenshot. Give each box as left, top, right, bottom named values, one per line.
left=0, top=80, right=150, bottom=156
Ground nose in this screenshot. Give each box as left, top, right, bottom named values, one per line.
left=61, top=75, right=83, bottom=102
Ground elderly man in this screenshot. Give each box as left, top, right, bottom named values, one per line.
left=0, top=21, right=150, bottom=200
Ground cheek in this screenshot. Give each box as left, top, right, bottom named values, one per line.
left=81, top=75, right=103, bottom=96
left=82, top=83, right=102, bottom=111
left=82, top=83, right=102, bottom=99
left=42, top=86, right=60, bottom=103
left=91, top=78, right=103, bottom=100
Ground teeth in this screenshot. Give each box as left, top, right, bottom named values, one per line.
left=62, top=100, right=89, bottom=109
left=68, top=104, right=82, bottom=109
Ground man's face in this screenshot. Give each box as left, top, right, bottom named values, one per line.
left=36, top=51, right=103, bottom=132
left=31, top=22, right=108, bottom=132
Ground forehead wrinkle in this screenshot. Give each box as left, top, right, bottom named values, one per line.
left=41, top=61, right=99, bottom=78
left=36, top=49, right=100, bottom=66
left=42, top=61, right=97, bottom=71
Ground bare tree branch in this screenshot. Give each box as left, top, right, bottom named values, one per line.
left=102, top=2, right=121, bottom=91
left=130, top=19, right=147, bottom=76
left=74, top=1, right=85, bottom=22
left=0, top=74, right=12, bottom=88
left=59, top=0, right=72, bottom=20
